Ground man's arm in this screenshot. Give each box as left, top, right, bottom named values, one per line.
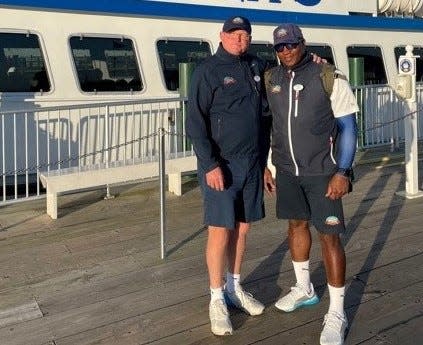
left=336, top=114, right=358, bottom=170
left=326, top=114, right=358, bottom=200
left=326, top=71, right=360, bottom=200
left=186, top=67, right=218, bottom=173
left=186, top=66, right=225, bottom=191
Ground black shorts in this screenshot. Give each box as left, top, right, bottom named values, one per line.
left=275, top=171, right=345, bottom=234
left=198, top=158, right=264, bottom=229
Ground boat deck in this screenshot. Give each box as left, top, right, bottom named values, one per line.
left=0, top=146, right=422, bottom=345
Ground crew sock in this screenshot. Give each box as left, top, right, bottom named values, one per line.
left=293, top=260, right=312, bottom=294
left=328, top=284, right=345, bottom=316
left=210, top=286, right=225, bottom=302
left=225, top=272, right=241, bottom=293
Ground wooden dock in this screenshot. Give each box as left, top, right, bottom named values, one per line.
left=0, top=148, right=422, bottom=345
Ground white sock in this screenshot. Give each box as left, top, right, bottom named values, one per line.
left=225, top=272, right=241, bottom=293
left=210, top=286, right=224, bottom=302
left=328, top=284, right=345, bottom=315
left=293, top=260, right=312, bottom=294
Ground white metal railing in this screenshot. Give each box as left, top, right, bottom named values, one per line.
left=0, top=97, right=194, bottom=203
left=2, top=84, right=423, bottom=204
left=353, top=83, right=423, bottom=149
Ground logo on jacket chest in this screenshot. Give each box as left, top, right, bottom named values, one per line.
left=223, top=76, right=237, bottom=86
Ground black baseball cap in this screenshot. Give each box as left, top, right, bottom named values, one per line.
left=222, top=16, right=252, bottom=35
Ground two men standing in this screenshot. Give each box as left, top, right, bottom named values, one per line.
left=186, top=17, right=358, bottom=345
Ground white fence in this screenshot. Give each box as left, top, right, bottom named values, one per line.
left=1, top=84, right=423, bottom=204
left=353, top=83, right=423, bottom=148
left=0, top=97, right=194, bottom=203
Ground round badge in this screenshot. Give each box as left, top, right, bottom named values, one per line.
left=293, top=84, right=304, bottom=91
left=254, top=75, right=261, bottom=82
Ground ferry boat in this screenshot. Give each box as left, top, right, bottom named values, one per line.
left=0, top=0, right=422, bottom=105
left=0, top=0, right=422, bottom=200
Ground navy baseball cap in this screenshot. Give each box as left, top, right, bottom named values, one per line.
left=273, top=23, right=304, bottom=46
left=222, top=16, right=252, bottom=35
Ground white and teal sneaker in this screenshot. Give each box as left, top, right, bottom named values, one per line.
left=275, top=283, right=319, bottom=312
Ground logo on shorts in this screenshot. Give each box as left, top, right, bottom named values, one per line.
left=223, top=76, right=237, bottom=86
left=325, top=216, right=340, bottom=226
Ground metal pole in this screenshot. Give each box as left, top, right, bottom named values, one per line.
left=404, top=94, right=419, bottom=195
left=396, top=45, right=423, bottom=199
left=159, top=127, right=166, bottom=259
left=404, top=46, right=421, bottom=197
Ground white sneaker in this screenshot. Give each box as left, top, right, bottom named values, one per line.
left=320, top=311, right=348, bottom=345
left=209, top=299, right=233, bottom=336
left=225, top=287, right=265, bottom=316
left=275, top=283, right=319, bottom=312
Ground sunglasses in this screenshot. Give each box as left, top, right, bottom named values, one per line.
left=275, top=42, right=301, bottom=52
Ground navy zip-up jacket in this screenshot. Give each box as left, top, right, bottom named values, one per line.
left=186, top=44, right=270, bottom=173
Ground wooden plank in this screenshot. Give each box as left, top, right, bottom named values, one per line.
left=74, top=261, right=420, bottom=345
left=244, top=284, right=422, bottom=345
left=0, top=299, right=43, bottom=328
left=11, top=234, right=419, bottom=345
left=0, top=161, right=421, bottom=345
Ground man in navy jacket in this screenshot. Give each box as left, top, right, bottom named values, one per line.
left=186, top=16, right=270, bottom=336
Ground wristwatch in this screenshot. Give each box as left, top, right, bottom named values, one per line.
left=336, top=168, right=352, bottom=178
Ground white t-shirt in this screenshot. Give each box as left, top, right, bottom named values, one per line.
left=330, top=70, right=360, bottom=118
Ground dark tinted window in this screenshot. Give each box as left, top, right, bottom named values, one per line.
left=395, top=46, right=423, bottom=82
left=306, top=45, right=335, bottom=65
left=70, top=36, right=142, bottom=92
left=248, top=43, right=278, bottom=68
left=157, top=40, right=211, bottom=91
left=0, top=33, right=51, bottom=92
left=347, top=46, right=387, bottom=85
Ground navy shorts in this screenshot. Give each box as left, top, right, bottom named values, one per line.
left=198, top=158, right=264, bottom=229
left=275, top=171, right=345, bottom=234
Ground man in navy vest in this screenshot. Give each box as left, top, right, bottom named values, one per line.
left=264, top=23, right=359, bottom=345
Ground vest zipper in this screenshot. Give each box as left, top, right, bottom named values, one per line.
left=329, top=136, right=337, bottom=164
left=287, top=71, right=299, bottom=176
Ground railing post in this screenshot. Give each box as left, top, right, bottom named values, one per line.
left=158, top=127, right=167, bottom=259
left=105, top=105, right=110, bottom=168
left=395, top=45, right=423, bottom=199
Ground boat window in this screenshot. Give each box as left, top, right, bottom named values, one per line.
left=0, top=33, right=51, bottom=93
left=70, top=36, right=142, bottom=92
left=306, top=45, right=335, bottom=65
left=394, top=46, right=423, bottom=82
left=157, top=40, right=211, bottom=91
left=248, top=43, right=278, bottom=68
left=347, top=46, right=387, bottom=85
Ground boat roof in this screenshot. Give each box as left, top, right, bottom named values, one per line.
left=2, top=0, right=423, bottom=31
